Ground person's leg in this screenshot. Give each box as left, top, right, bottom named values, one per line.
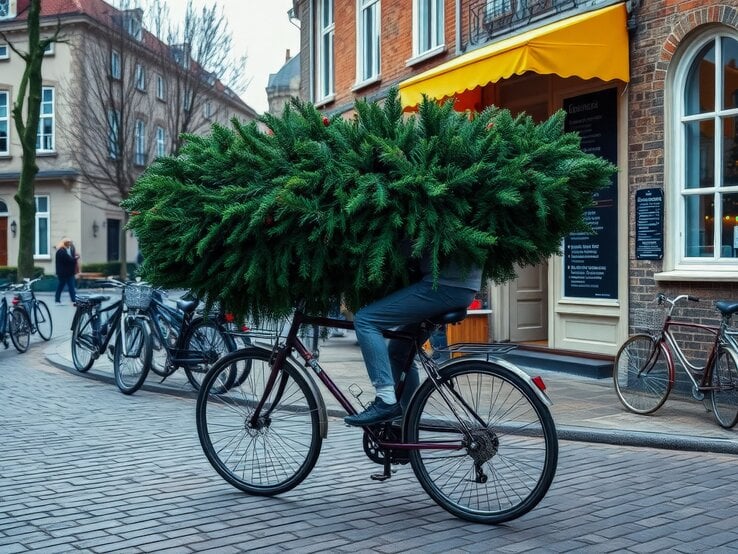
left=55, top=276, right=65, bottom=303
left=67, top=276, right=77, bottom=302
left=347, top=281, right=476, bottom=425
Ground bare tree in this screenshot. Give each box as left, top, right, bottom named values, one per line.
left=147, top=0, right=249, bottom=154
left=0, top=0, right=61, bottom=279
left=62, top=2, right=155, bottom=278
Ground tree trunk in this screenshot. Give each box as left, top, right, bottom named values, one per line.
left=119, top=212, right=129, bottom=280
left=14, top=158, right=38, bottom=279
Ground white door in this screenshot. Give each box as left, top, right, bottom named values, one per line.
left=509, top=262, right=548, bottom=342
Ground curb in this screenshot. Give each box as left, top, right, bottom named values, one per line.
left=46, top=351, right=738, bottom=455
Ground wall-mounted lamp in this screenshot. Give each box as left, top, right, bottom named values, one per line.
left=92, top=220, right=99, bottom=238
left=10, top=220, right=17, bottom=237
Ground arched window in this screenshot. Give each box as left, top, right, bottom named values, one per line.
left=673, top=31, right=738, bottom=267
left=0, top=199, right=8, bottom=214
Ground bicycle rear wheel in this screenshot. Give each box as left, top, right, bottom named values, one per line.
left=710, top=347, right=738, bottom=429
left=71, top=308, right=96, bottom=372
left=9, top=309, right=31, bottom=353
left=183, top=317, right=236, bottom=390
left=613, top=334, right=672, bottom=414
left=404, top=360, right=558, bottom=524
left=34, top=300, right=53, bottom=341
left=113, top=318, right=152, bottom=395
left=196, top=346, right=323, bottom=495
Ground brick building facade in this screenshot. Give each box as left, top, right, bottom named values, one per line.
left=292, top=0, right=738, bottom=365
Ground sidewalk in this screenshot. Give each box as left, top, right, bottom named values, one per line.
left=40, top=292, right=738, bottom=455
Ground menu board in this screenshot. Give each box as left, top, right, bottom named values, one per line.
left=635, top=188, right=664, bottom=260
left=563, top=88, right=618, bottom=299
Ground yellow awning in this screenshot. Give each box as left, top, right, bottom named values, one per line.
left=399, top=3, right=629, bottom=107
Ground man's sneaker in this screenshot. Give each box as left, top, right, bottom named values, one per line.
left=344, top=398, right=402, bottom=427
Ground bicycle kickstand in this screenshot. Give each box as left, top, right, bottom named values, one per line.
left=370, top=452, right=392, bottom=482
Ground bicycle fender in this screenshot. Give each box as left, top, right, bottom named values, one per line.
left=436, top=356, right=554, bottom=407
left=288, top=355, right=329, bottom=440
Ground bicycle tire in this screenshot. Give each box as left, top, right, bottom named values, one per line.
left=613, top=334, right=672, bottom=414
left=183, top=317, right=236, bottom=391
left=71, top=308, right=96, bottom=372
left=404, top=360, right=558, bottom=524
left=710, top=346, right=738, bottom=428
left=113, top=317, right=152, bottom=395
left=148, top=323, right=170, bottom=377
left=196, top=346, right=323, bottom=496
left=9, top=309, right=31, bottom=353
left=34, top=300, right=53, bottom=341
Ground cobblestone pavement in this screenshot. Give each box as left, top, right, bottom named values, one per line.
left=2, top=328, right=738, bottom=552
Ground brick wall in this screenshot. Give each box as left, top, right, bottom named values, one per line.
left=629, top=1, right=738, bottom=391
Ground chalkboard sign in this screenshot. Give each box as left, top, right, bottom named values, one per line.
left=563, top=88, right=619, bottom=300
left=635, top=188, right=664, bottom=260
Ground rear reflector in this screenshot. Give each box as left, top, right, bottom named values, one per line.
left=531, top=375, right=546, bottom=392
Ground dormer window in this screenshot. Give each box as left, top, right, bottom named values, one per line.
left=0, top=0, right=15, bottom=20
left=124, top=9, right=143, bottom=41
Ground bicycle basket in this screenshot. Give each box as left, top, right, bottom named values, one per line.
left=19, top=291, right=33, bottom=302
left=633, top=308, right=666, bottom=333
left=123, top=285, right=153, bottom=310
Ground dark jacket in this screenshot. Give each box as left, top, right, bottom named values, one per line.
left=55, top=246, right=77, bottom=278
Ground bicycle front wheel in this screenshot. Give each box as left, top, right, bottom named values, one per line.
left=613, top=334, right=672, bottom=414
left=405, top=360, right=558, bottom=524
left=183, top=317, right=236, bottom=391
left=71, top=308, right=96, bottom=372
left=113, top=318, right=152, bottom=395
left=196, top=347, right=323, bottom=496
left=34, top=300, right=53, bottom=341
left=710, top=347, right=738, bottom=429
left=9, top=309, right=31, bottom=353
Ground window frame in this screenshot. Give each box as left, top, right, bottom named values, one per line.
left=666, top=29, right=738, bottom=277
left=0, top=89, right=9, bottom=155
left=110, top=49, right=121, bottom=80
left=155, top=125, right=166, bottom=158
left=34, top=195, right=50, bottom=259
left=0, top=0, right=12, bottom=20
left=412, top=0, right=444, bottom=58
left=134, top=63, right=146, bottom=91
left=0, top=44, right=8, bottom=60
left=155, top=73, right=166, bottom=101
left=107, top=108, right=120, bottom=160
left=134, top=118, right=146, bottom=166
left=356, top=0, right=381, bottom=86
left=316, top=0, right=335, bottom=102
left=36, top=86, right=55, bottom=153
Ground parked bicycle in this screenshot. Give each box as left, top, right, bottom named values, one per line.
left=614, top=293, right=738, bottom=428
left=196, top=307, right=558, bottom=524
left=70, top=279, right=151, bottom=395
left=0, top=283, right=31, bottom=352
left=143, top=288, right=235, bottom=391
left=11, top=277, right=52, bottom=341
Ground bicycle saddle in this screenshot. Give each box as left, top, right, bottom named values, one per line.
left=427, top=308, right=467, bottom=325
left=715, top=301, right=738, bottom=316
left=176, top=299, right=199, bottom=313
left=76, top=294, right=110, bottom=305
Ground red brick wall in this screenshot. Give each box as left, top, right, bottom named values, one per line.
left=629, top=1, right=738, bottom=365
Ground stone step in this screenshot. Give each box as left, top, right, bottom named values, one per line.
left=495, top=346, right=614, bottom=379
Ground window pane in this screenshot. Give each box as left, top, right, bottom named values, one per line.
left=36, top=196, right=47, bottom=211
left=684, top=194, right=714, bottom=257
left=38, top=217, right=48, bottom=255
left=724, top=116, right=738, bottom=186
left=720, top=193, right=738, bottom=257
left=684, top=119, right=714, bottom=189
left=723, top=37, right=738, bottom=110
left=685, top=41, right=715, bottom=115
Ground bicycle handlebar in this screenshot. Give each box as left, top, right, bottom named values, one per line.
left=656, top=292, right=700, bottom=306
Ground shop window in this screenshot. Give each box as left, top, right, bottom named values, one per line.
left=673, top=32, right=738, bottom=266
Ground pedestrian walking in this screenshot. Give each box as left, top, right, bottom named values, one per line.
left=55, top=237, right=79, bottom=304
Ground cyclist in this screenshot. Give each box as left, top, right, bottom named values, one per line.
left=344, top=256, right=482, bottom=426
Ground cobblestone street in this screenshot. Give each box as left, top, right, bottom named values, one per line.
left=1, top=337, right=738, bottom=553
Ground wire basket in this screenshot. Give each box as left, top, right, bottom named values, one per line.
left=123, top=285, right=153, bottom=310
left=19, top=291, right=33, bottom=303
left=633, top=308, right=666, bottom=333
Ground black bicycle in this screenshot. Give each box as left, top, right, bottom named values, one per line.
left=11, top=277, right=52, bottom=341
left=0, top=283, right=31, bottom=352
left=142, top=289, right=236, bottom=391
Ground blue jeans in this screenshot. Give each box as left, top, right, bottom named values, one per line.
left=354, top=280, right=476, bottom=409
left=55, top=275, right=77, bottom=303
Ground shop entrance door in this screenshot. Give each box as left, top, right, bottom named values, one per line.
left=0, top=218, right=7, bottom=266
left=509, top=262, right=548, bottom=342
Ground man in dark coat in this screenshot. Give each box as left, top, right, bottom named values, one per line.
left=55, top=237, right=79, bottom=304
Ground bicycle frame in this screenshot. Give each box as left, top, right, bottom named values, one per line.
left=251, top=310, right=548, bottom=456
left=73, top=299, right=124, bottom=356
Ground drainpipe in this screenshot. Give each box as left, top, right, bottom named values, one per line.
left=455, top=0, right=461, bottom=54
